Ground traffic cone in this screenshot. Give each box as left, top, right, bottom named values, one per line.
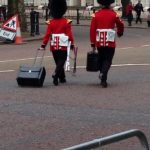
left=15, top=15, right=23, bottom=44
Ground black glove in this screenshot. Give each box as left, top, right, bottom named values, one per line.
left=70, top=44, right=74, bottom=50
left=91, top=43, right=95, bottom=48
left=117, top=33, right=123, bottom=37
left=39, top=44, right=46, bottom=50
left=41, top=44, right=46, bottom=49
left=91, top=43, right=96, bottom=52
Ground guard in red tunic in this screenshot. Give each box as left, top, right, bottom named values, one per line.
left=40, top=0, right=74, bottom=86
left=90, top=0, right=124, bottom=88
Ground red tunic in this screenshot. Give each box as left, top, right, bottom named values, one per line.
left=90, top=8, right=124, bottom=48
left=43, top=17, right=74, bottom=51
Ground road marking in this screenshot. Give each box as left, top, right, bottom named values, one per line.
left=118, top=44, right=150, bottom=49
left=76, top=63, right=150, bottom=69
left=119, top=47, right=134, bottom=50
left=0, top=70, right=15, bottom=73
left=141, top=45, right=150, bottom=47
left=0, top=56, right=52, bottom=63
left=112, top=63, right=150, bottom=67
left=0, top=64, right=150, bottom=73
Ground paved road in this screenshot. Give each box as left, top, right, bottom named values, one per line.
left=0, top=26, right=150, bottom=150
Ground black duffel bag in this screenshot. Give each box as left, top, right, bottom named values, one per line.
left=86, top=50, right=99, bottom=72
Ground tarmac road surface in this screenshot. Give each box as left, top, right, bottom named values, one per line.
left=0, top=26, right=150, bottom=150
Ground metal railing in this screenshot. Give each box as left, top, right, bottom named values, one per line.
left=62, top=129, right=149, bottom=150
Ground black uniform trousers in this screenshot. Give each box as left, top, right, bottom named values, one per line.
left=52, top=50, right=67, bottom=80
left=97, top=47, right=115, bottom=82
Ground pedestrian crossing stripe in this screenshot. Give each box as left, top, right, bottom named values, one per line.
left=2, top=14, right=17, bottom=32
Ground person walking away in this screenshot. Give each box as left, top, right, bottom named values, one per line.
left=147, top=8, right=150, bottom=27
left=126, top=1, right=134, bottom=26
left=39, top=0, right=74, bottom=86
left=90, top=0, right=124, bottom=88
left=134, top=0, right=144, bottom=24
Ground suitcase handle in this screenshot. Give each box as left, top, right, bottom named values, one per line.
left=33, top=49, right=45, bottom=66
left=89, top=48, right=97, bottom=54
left=92, top=47, right=97, bottom=53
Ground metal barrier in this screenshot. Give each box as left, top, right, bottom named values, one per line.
left=62, top=129, right=149, bottom=150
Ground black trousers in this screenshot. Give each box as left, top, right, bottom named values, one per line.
left=127, top=13, right=133, bottom=26
left=136, top=13, right=142, bottom=23
left=52, top=50, right=67, bottom=79
left=97, top=47, right=115, bottom=82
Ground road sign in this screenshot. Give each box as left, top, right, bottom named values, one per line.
left=2, top=14, right=17, bottom=32
left=0, top=28, right=16, bottom=40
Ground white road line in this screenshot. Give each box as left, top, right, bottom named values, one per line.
left=118, top=44, right=150, bottom=49
left=141, top=45, right=150, bottom=47
left=0, top=63, right=150, bottom=73
left=119, top=47, right=134, bottom=50
left=76, top=63, right=150, bottom=69
left=0, top=70, right=15, bottom=73
left=0, top=56, right=52, bottom=63
left=112, top=63, right=150, bottom=67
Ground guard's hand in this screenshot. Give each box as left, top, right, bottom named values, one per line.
left=91, top=44, right=96, bottom=52
left=38, top=44, right=46, bottom=50
left=38, top=47, right=45, bottom=51
left=117, top=33, right=123, bottom=37
left=70, top=44, right=74, bottom=51
left=92, top=47, right=96, bottom=52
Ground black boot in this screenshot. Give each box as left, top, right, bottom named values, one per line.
left=101, top=80, right=108, bottom=88
left=59, top=78, right=66, bottom=83
left=52, top=75, right=58, bottom=86
left=100, top=73, right=108, bottom=88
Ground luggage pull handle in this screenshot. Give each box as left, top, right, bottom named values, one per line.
left=89, top=47, right=97, bottom=54
left=32, top=49, right=45, bottom=67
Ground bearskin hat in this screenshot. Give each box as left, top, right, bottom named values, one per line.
left=97, top=0, right=114, bottom=6
left=48, top=0, right=67, bottom=18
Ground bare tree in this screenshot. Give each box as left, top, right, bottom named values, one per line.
left=7, top=0, right=27, bottom=32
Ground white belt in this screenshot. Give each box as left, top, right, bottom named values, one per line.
left=96, top=29, right=116, bottom=42
left=51, top=34, right=69, bottom=47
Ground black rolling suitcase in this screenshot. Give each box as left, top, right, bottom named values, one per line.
left=86, top=50, right=99, bottom=72
left=16, top=49, right=46, bottom=87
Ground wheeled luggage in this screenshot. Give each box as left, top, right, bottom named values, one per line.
left=86, top=51, right=99, bottom=72
left=16, top=49, right=46, bottom=87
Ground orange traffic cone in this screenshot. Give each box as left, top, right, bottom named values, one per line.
left=15, top=15, right=23, bottom=44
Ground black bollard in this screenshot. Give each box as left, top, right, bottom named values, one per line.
left=2, top=6, right=6, bottom=21
left=45, top=7, right=49, bottom=21
left=30, top=8, right=36, bottom=36
left=35, top=12, right=40, bottom=35
left=30, top=9, right=40, bottom=36
left=77, top=8, right=80, bottom=24
left=93, top=8, right=96, bottom=14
